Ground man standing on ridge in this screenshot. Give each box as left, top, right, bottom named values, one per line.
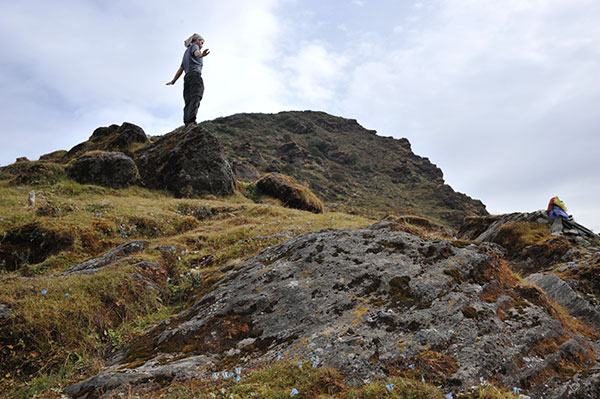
left=166, top=33, right=210, bottom=126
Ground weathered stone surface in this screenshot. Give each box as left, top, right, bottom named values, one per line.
left=65, top=240, right=149, bottom=275
left=65, top=222, right=597, bottom=398
left=527, top=273, right=600, bottom=332
left=66, top=151, right=138, bottom=188
left=135, top=125, right=234, bottom=197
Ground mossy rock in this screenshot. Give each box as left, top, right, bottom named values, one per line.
left=0, top=160, right=65, bottom=185
left=66, top=151, right=139, bottom=189
left=255, top=173, right=323, bottom=213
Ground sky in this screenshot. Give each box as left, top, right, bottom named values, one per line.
left=1, top=0, right=599, bottom=232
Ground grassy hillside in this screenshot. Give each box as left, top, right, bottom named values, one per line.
left=201, top=111, right=487, bottom=226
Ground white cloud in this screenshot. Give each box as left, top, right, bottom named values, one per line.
left=282, top=42, right=349, bottom=103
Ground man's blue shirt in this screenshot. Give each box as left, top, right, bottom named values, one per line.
left=181, top=44, right=203, bottom=74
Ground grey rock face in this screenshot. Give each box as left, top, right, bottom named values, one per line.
left=526, top=273, right=600, bottom=332
left=65, top=223, right=597, bottom=398
left=459, top=212, right=549, bottom=243
left=66, top=151, right=138, bottom=188
left=65, top=241, right=149, bottom=275
left=135, top=125, right=234, bottom=197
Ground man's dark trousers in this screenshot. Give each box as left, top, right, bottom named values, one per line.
left=183, top=72, right=204, bottom=125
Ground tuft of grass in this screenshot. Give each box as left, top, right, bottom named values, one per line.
left=256, top=173, right=324, bottom=214
left=0, top=266, right=170, bottom=382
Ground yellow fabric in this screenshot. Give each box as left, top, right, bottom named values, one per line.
left=553, top=196, right=567, bottom=211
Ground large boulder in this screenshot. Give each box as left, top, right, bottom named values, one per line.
left=66, top=151, right=138, bottom=188
left=256, top=173, right=323, bottom=213
left=64, top=222, right=598, bottom=398
left=135, top=125, right=234, bottom=197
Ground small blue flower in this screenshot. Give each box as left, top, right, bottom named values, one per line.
left=297, top=361, right=302, bottom=369
left=212, top=372, right=220, bottom=380
left=235, top=367, right=242, bottom=375
left=408, top=364, right=415, bottom=370
left=162, top=231, right=166, bottom=235
left=513, top=387, right=522, bottom=394
left=178, top=256, right=182, bottom=261
left=312, top=360, right=319, bottom=368
left=41, top=233, right=45, bottom=237
left=167, top=277, right=171, bottom=282
left=385, top=383, right=394, bottom=392
left=167, top=220, right=170, bottom=223
left=277, top=354, right=283, bottom=361
left=298, top=226, right=302, bottom=230
left=65, top=293, right=69, bottom=298
left=236, top=375, right=241, bottom=383
left=307, top=221, right=310, bottom=225
left=290, top=388, right=299, bottom=397
left=445, top=394, right=454, bottom=399
left=41, top=290, right=47, bottom=295
left=153, top=227, right=157, bottom=231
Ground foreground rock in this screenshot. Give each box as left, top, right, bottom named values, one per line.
left=65, top=222, right=599, bottom=398
left=135, top=125, right=234, bottom=197
left=66, top=151, right=138, bottom=188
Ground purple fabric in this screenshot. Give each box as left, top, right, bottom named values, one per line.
left=549, top=205, right=569, bottom=220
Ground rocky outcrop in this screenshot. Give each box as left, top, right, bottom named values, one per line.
left=64, top=222, right=598, bottom=398
left=458, top=211, right=579, bottom=275
left=256, top=173, right=323, bottom=213
left=135, top=125, right=235, bottom=197
left=526, top=273, right=600, bottom=332
left=63, top=122, right=149, bottom=161
left=65, top=240, right=149, bottom=275
left=66, top=151, right=138, bottom=188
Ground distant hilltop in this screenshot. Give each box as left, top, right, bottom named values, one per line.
left=1, top=111, right=488, bottom=226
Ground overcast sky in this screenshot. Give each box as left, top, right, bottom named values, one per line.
left=1, top=0, right=598, bottom=232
